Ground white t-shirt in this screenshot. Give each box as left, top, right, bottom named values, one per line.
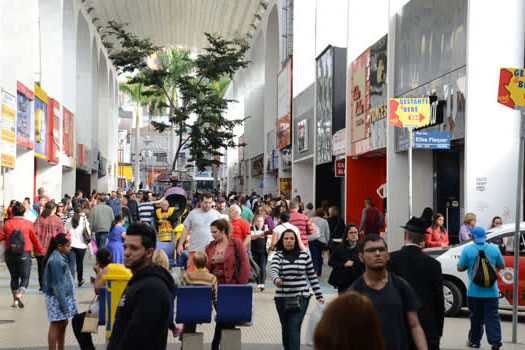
left=273, top=222, right=301, bottom=241
left=66, top=214, right=90, bottom=249
left=182, top=208, right=222, bottom=251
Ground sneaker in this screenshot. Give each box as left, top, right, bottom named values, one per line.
left=16, top=294, right=24, bottom=308
left=11, top=300, right=18, bottom=308
left=467, top=340, right=480, bottom=348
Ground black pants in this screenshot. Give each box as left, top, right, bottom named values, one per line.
left=251, top=249, right=267, bottom=284
left=36, top=255, right=45, bottom=290
left=68, top=247, right=87, bottom=283
left=5, top=251, right=32, bottom=293
left=212, top=322, right=235, bottom=350
left=72, top=312, right=95, bottom=350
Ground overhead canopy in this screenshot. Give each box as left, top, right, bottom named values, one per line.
left=89, top=0, right=266, bottom=51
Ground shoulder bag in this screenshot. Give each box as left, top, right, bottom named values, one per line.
left=82, top=216, right=92, bottom=244
left=81, top=295, right=99, bottom=334
left=279, top=255, right=301, bottom=313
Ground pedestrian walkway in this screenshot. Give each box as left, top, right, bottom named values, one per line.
left=0, top=256, right=524, bottom=349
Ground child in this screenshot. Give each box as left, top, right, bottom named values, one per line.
left=180, top=250, right=218, bottom=336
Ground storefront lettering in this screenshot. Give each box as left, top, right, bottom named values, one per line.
left=370, top=104, right=387, bottom=122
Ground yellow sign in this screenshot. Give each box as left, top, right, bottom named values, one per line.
left=389, top=97, right=430, bottom=128
left=1, top=90, right=17, bottom=168
left=498, top=68, right=525, bottom=109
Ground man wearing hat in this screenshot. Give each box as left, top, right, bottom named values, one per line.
left=388, top=217, right=445, bottom=350
left=216, top=197, right=229, bottom=216
left=457, top=227, right=505, bottom=350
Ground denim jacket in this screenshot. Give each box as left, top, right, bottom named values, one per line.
left=44, top=250, right=74, bottom=311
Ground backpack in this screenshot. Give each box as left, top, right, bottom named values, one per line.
left=472, top=245, right=498, bottom=288
left=7, top=229, right=25, bottom=255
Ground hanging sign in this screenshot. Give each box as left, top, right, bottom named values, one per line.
left=413, top=131, right=451, bottom=149
left=47, top=98, right=61, bottom=164
left=498, top=68, right=525, bottom=109
left=16, top=82, right=34, bottom=149
left=389, top=97, right=430, bottom=128
left=34, top=84, right=48, bottom=160
left=335, top=158, right=345, bottom=177
left=1, top=90, right=17, bottom=168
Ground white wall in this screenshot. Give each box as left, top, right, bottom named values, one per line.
left=464, top=0, right=525, bottom=228
left=292, top=0, right=315, bottom=98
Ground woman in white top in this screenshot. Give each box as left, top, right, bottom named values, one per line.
left=65, top=206, right=91, bottom=287
left=270, top=211, right=305, bottom=251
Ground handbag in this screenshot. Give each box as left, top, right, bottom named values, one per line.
left=279, top=258, right=301, bottom=313
left=81, top=296, right=99, bottom=334
left=82, top=216, right=91, bottom=244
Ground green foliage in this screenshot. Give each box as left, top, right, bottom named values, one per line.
left=106, top=21, right=249, bottom=170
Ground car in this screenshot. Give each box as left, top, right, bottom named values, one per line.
left=426, top=223, right=525, bottom=317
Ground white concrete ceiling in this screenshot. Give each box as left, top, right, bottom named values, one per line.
left=87, top=0, right=267, bottom=51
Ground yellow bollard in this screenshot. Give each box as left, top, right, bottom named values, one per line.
left=102, top=264, right=132, bottom=339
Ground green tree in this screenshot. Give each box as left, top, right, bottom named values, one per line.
left=104, top=21, right=248, bottom=171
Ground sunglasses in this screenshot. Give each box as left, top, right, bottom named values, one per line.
left=363, top=247, right=387, bottom=253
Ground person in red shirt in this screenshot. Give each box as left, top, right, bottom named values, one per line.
left=425, top=213, right=449, bottom=248
left=289, top=200, right=314, bottom=249
left=228, top=204, right=251, bottom=248
left=0, top=202, right=44, bottom=307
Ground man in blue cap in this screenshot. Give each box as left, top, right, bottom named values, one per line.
left=457, top=226, right=505, bottom=349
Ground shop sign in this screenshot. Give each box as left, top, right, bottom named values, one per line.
left=281, top=146, right=292, bottom=170
left=316, top=48, right=333, bottom=165
left=413, top=131, right=450, bottom=149
left=76, top=143, right=90, bottom=169
left=351, top=49, right=371, bottom=143
left=62, top=107, right=74, bottom=157
left=251, top=154, right=264, bottom=176
left=335, top=158, right=345, bottom=177
left=389, top=97, right=430, bottom=128
left=47, top=98, right=61, bottom=164
left=238, top=134, right=244, bottom=161
left=1, top=90, right=17, bottom=168
left=277, top=59, right=292, bottom=149
left=332, top=128, right=346, bottom=156
left=297, top=119, right=308, bottom=152
left=279, top=177, right=292, bottom=197
left=34, top=84, right=48, bottom=160
left=498, top=68, right=525, bottom=109
left=16, top=81, right=34, bottom=149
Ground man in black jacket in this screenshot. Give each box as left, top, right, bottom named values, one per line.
left=127, top=192, right=140, bottom=223
left=388, top=217, right=445, bottom=350
left=108, top=223, right=176, bottom=350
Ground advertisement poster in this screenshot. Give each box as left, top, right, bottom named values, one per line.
left=332, top=128, right=346, bottom=156
left=62, top=107, right=74, bottom=156
left=251, top=154, right=264, bottom=176
left=1, top=90, right=17, bottom=168
left=16, top=81, right=34, bottom=149
left=47, top=98, right=61, bottom=164
left=34, top=84, right=48, bottom=160
left=350, top=48, right=370, bottom=143
left=76, top=143, right=90, bottom=169
left=277, top=59, right=292, bottom=149
left=297, top=119, right=308, bottom=152
left=316, top=48, right=333, bottom=165
left=279, top=177, right=292, bottom=198
left=281, top=146, right=292, bottom=170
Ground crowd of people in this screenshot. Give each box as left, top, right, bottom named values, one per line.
left=0, top=186, right=509, bottom=350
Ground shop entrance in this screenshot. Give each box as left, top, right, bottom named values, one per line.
left=76, top=170, right=91, bottom=196
left=315, top=162, right=341, bottom=209
left=434, top=149, right=462, bottom=244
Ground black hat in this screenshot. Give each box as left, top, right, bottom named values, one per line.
left=401, top=217, right=428, bottom=233
left=217, top=197, right=226, bottom=203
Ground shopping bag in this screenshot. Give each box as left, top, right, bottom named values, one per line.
left=306, top=301, right=326, bottom=346
left=81, top=312, right=99, bottom=334
left=90, top=239, right=98, bottom=255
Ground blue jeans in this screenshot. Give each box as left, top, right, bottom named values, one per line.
left=176, top=250, right=189, bottom=269
left=275, top=296, right=310, bottom=350
left=96, top=232, right=108, bottom=249
left=467, top=297, right=502, bottom=347
left=309, top=240, right=326, bottom=275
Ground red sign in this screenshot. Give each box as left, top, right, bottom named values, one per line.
left=63, top=107, right=74, bottom=157
left=47, top=98, right=61, bottom=164
left=277, top=114, right=291, bottom=150
left=335, top=159, right=345, bottom=177
left=76, top=144, right=90, bottom=168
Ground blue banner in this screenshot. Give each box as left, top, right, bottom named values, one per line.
left=413, top=131, right=450, bottom=150
left=34, top=85, right=48, bottom=159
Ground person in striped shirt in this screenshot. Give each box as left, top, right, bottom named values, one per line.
left=138, top=193, right=154, bottom=227
left=270, top=229, right=324, bottom=350
left=288, top=200, right=314, bottom=250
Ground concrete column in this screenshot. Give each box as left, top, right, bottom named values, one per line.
left=464, top=0, right=525, bottom=228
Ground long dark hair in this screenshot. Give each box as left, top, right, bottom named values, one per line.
left=421, top=207, right=434, bottom=223
left=275, top=229, right=301, bottom=252
left=71, top=205, right=82, bottom=229
left=41, top=201, right=57, bottom=218
left=111, top=215, right=125, bottom=232
left=342, top=223, right=359, bottom=247
left=43, top=233, right=70, bottom=267
left=432, top=213, right=446, bottom=234
left=121, top=207, right=131, bottom=224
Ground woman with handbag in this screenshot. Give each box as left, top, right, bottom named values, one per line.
left=270, top=229, right=324, bottom=350
left=66, top=205, right=92, bottom=287
left=205, top=218, right=250, bottom=350
left=328, top=224, right=364, bottom=294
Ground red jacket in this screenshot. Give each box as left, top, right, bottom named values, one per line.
left=0, top=217, right=44, bottom=253
left=205, top=237, right=250, bottom=285
left=425, top=226, right=449, bottom=248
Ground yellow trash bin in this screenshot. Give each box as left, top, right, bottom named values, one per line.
left=102, top=264, right=132, bottom=339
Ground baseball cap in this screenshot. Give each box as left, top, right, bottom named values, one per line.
left=472, top=226, right=486, bottom=244
left=400, top=216, right=428, bottom=233
left=217, top=197, right=226, bottom=203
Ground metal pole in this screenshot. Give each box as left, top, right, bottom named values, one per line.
left=408, top=127, right=413, bottom=218
left=134, top=103, right=140, bottom=191
left=512, top=111, right=524, bottom=343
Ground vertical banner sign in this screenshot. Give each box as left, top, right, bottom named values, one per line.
left=16, top=81, right=34, bottom=149
left=279, top=177, right=292, bottom=197
left=1, top=90, right=17, bottom=168
left=335, top=158, right=345, bottom=177
left=34, top=84, right=48, bottom=160
left=47, top=98, right=61, bottom=164
left=62, top=107, right=74, bottom=157
left=297, top=119, right=308, bottom=152
left=316, top=48, right=333, bottom=164
left=351, top=49, right=371, bottom=143
left=277, top=58, right=292, bottom=150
